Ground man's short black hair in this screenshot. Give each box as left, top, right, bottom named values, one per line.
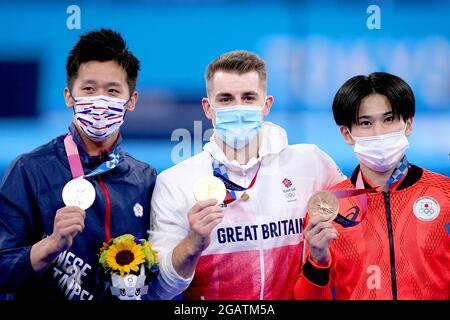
left=66, top=28, right=140, bottom=93
left=332, top=72, right=415, bottom=129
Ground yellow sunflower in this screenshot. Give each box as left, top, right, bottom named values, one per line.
left=104, top=239, right=145, bottom=276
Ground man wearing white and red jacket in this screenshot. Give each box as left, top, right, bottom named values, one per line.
left=148, top=51, right=345, bottom=300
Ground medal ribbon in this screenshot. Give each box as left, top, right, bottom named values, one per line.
left=212, top=159, right=260, bottom=205
left=64, top=133, right=121, bottom=179
left=330, top=156, right=410, bottom=227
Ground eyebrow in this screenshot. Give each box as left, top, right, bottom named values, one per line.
left=79, top=79, right=123, bottom=87
left=215, top=91, right=259, bottom=97
left=357, top=111, right=393, bottom=121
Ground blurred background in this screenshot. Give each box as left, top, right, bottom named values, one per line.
left=0, top=0, right=449, bottom=179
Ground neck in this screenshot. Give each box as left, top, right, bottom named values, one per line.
left=216, top=132, right=261, bottom=166
left=359, top=163, right=397, bottom=192
left=73, top=122, right=119, bottom=156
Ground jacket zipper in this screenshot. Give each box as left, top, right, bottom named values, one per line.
left=383, top=192, right=398, bottom=300
left=98, top=175, right=112, bottom=242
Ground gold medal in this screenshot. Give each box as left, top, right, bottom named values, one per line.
left=307, top=191, right=339, bottom=221
left=193, top=176, right=226, bottom=204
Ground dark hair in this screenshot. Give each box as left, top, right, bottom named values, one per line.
left=66, top=28, right=140, bottom=93
left=332, top=72, right=415, bottom=129
left=205, top=50, right=266, bottom=90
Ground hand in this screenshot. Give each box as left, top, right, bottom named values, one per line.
left=48, top=206, right=86, bottom=253
left=304, top=214, right=338, bottom=266
left=186, top=199, right=224, bottom=254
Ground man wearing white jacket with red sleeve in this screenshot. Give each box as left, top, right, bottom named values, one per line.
left=149, top=51, right=345, bottom=300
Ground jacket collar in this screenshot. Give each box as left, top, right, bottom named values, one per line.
left=350, top=164, right=423, bottom=191
left=203, top=121, right=288, bottom=171
left=68, top=123, right=127, bottom=172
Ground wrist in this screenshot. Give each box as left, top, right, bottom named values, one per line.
left=43, top=235, right=64, bottom=259
left=309, top=254, right=332, bottom=269
left=30, top=237, right=62, bottom=274
left=310, top=250, right=331, bottom=267
left=185, top=233, right=208, bottom=257
left=303, top=256, right=331, bottom=286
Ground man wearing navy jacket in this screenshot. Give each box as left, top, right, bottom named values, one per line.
left=0, top=29, right=156, bottom=300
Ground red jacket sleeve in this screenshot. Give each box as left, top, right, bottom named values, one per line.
left=294, top=254, right=334, bottom=299
left=294, top=214, right=335, bottom=300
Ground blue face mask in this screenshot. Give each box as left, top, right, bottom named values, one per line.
left=212, top=104, right=264, bottom=149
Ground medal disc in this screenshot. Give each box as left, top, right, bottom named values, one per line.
left=194, top=176, right=226, bottom=204
left=307, top=190, right=339, bottom=221
left=62, top=177, right=96, bottom=210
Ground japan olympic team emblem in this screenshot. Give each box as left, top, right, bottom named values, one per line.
left=413, top=196, right=440, bottom=221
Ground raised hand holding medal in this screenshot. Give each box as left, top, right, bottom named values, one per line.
left=181, top=176, right=226, bottom=256
left=305, top=191, right=340, bottom=265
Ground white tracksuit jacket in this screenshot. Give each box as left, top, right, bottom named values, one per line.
left=148, top=122, right=345, bottom=300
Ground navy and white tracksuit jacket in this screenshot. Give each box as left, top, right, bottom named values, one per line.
left=0, top=124, right=156, bottom=300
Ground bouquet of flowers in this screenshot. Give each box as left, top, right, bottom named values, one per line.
left=98, top=234, right=159, bottom=300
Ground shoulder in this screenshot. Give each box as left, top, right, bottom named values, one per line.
left=5, top=135, right=63, bottom=174
left=122, top=152, right=157, bottom=175
left=327, top=178, right=354, bottom=190
left=419, top=168, right=450, bottom=189
left=1, top=135, right=64, bottom=192
left=17, top=135, right=64, bottom=164
left=119, top=153, right=158, bottom=190
left=283, top=143, right=330, bottom=158
left=281, top=143, right=336, bottom=166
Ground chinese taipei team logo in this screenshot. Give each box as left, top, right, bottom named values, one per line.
left=413, top=196, right=440, bottom=221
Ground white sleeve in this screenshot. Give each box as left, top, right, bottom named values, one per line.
left=147, top=173, right=194, bottom=300
left=313, top=145, right=347, bottom=189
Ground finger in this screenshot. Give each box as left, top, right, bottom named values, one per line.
left=189, top=206, right=223, bottom=226
left=191, top=199, right=219, bottom=213
left=55, top=215, right=84, bottom=229
left=60, top=224, right=83, bottom=238
left=57, top=207, right=86, bottom=219
left=305, top=220, right=334, bottom=241
left=193, top=206, right=223, bottom=221
left=194, top=212, right=224, bottom=227
left=307, top=214, right=334, bottom=228
left=307, top=226, right=335, bottom=245
left=55, top=217, right=86, bottom=231
left=315, top=231, right=338, bottom=248
left=200, top=216, right=224, bottom=234
left=309, top=221, right=334, bottom=236
left=313, top=228, right=338, bottom=245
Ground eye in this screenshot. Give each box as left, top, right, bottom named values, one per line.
left=83, top=86, right=94, bottom=93
left=359, top=120, right=372, bottom=127
left=219, top=97, right=231, bottom=103
left=243, top=96, right=256, bottom=102
left=108, top=88, right=120, bottom=95
left=135, top=288, right=140, bottom=296
left=120, top=288, right=126, bottom=296
left=384, top=116, right=394, bottom=123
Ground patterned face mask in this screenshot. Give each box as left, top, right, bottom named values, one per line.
left=72, top=95, right=129, bottom=142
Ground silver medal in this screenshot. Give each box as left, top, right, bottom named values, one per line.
left=62, top=177, right=96, bottom=210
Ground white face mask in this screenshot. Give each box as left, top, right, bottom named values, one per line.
left=72, top=95, right=128, bottom=142
left=348, top=124, right=409, bottom=173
